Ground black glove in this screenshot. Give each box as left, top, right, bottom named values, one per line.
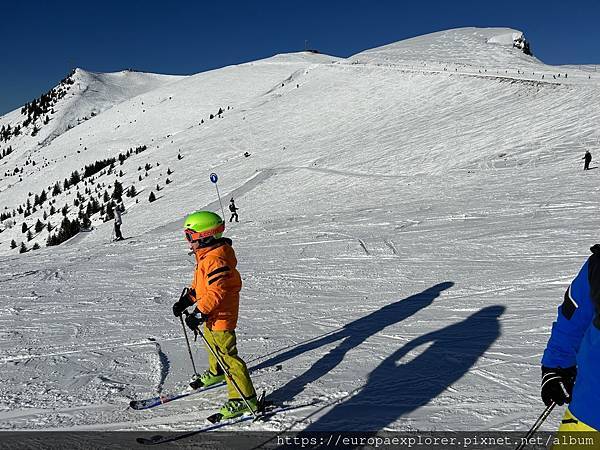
left=184, top=309, right=208, bottom=332
left=172, top=287, right=195, bottom=317
left=541, top=366, right=577, bottom=406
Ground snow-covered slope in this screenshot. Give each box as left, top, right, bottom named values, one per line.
left=1, top=28, right=600, bottom=433
left=0, top=68, right=184, bottom=153
left=348, top=27, right=539, bottom=68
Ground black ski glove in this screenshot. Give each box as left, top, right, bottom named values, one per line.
left=541, top=366, right=577, bottom=406
left=185, top=309, right=208, bottom=332
left=172, top=287, right=195, bottom=317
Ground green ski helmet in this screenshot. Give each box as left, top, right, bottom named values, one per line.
left=183, top=211, right=224, bottom=245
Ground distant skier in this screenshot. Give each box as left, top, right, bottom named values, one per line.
left=583, top=151, right=592, bottom=170
left=113, top=202, right=124, bottom=241
left=229, top=198, right=239, bottom=222
left=540, top=244, right=600, bottom=433
left=172, top=211, right=257, bottom=419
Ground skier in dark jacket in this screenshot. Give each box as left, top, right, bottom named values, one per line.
left=113, top=203, right=124, bottom=241
left=229, top=198, right=239, bottom=223
left=583, top=151, right=592, bottom=170
left=541, top=244, right=600, bottom=432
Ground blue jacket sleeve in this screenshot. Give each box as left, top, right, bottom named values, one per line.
left=542, top=259, right=595, bottom=368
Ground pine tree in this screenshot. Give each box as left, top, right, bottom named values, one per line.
left=19, top=242, right=27, bottom=253
left=21, top=222, right=27, bottom=233
left=10, top=239, right=17, bottom=249
left=149, top=191, right=156, bottom=202
left=82, top=215, right=91, bottom=229
left=112, top=180, right=123, bottom=201
left=35, top=219, right=44, bottom=233
left=69, top=170, right=81, bottom=186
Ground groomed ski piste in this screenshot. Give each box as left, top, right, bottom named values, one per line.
left=1, top=27, right=600, bottom=435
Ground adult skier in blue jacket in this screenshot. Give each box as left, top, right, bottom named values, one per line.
left=541, top=245, right=600, bottom=431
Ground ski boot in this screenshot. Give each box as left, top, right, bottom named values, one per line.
left=189, top=370, right=225, bottom=390
left=218, top=395, right=259, bottom=420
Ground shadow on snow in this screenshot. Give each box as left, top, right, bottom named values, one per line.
left=252, top=282, right=455, bottom=405
left=304, top=304, right=505, bottom=431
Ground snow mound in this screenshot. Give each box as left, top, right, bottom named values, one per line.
left=486, top=30, right=523, bottom=46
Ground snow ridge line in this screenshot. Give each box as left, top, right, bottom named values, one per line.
left=339, top=62, right=583, bottom=88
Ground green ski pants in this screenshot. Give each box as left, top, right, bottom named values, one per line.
left=203, top=325, right=256, bottom=400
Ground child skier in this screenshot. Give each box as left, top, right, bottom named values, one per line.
left=541, top=244, right=600, bottom=433
left=172, top=210, right=257, bottom=419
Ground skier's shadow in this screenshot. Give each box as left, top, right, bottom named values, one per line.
left=304, top=304, right=505, bottom=432
left=252, top=282, right=455, bottom=403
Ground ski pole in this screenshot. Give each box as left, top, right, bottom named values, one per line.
left=514, top=402, right=556, bottom=450
left=179, top=314, right=199, bottom=377
left=193, top=319, right=259, bottom=419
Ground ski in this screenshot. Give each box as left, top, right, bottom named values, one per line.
left=136, top=402, right=295, bottom=446
left=129, top=366, right=281, bottom=410
left=129, top=381, right=225, bottom=410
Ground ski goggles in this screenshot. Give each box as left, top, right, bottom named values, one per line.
left=184, top=223, right=224, bottom=242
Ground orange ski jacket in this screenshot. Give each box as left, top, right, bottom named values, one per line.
left=190, top=238, right=242, bottom=331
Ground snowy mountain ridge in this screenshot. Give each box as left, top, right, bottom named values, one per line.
left=0, top=27, right=600, bottom=433
left=347, top=27, right=538, bottom=68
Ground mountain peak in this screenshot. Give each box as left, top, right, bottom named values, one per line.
left=348, top=27, right=539, bottom=68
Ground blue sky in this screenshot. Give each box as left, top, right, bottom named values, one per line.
left=1, top=0, right=599, bottom=114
